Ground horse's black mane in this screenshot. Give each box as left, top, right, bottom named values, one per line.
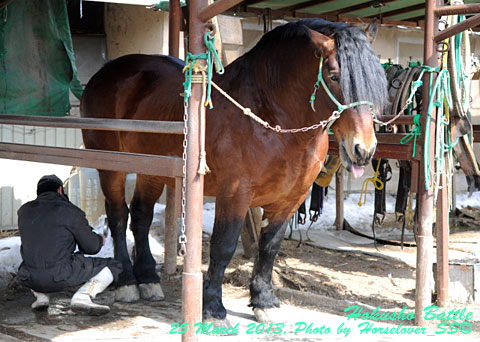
left=249, top=18, right=388, bottom=113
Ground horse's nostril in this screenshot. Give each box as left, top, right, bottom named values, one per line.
left=354, top=144, right=365, bottom=160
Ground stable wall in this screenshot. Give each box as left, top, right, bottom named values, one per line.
left=104, top=3, right=170, bottom=59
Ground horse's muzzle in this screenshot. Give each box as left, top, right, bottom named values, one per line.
left=340, top=139, right=376, bottom=179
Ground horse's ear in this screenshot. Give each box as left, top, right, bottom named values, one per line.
left=307, top=28, right=335, bottom=57
left=365, top=19, right=378, bottom=45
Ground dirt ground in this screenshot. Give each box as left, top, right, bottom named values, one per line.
left=223, top=239, right=416, bottom=312
left=1, top=209, right=480, bottom=340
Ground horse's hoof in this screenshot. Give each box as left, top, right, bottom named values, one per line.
left=138, top=283, right=165, bottom=301
left=202, top=318, right=238, bottom=336
left=253, top=307, right=281, bottom=323
left=115, top=285, right=140, bottom=302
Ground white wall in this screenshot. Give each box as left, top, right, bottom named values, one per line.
left=0, top=126, right=83, bottom=229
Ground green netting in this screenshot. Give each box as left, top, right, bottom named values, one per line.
left=0, top=0, right=83, bottom=116
left=154, top=0, right=187, bottom=11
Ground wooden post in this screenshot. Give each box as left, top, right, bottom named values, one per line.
left=415, top=0, right=438, bottom=326
left=181, top=0, right=208, bottom=340
left=164, top=186, right=178, bottom=275
left=451, top=172, right=456, bottom=211
left=335, top=167, right=344, bottom=231
left=436, top=173, right=449, bottom=307
left=164, top=0, right=182, bottom=276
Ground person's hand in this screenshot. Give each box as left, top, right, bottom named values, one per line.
left=101, top=234, right=106, bottom=246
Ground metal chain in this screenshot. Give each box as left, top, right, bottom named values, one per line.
left=178, top=101, right=188, bottom=257
left=211, top=81, right=341, bottom=133
left=372, top=99, right=413, bottom=127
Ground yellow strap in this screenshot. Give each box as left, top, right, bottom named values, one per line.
left=358, top=158, right=384, bottom=207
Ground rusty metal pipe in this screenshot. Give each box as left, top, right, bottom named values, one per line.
left=415, top=0, right=438, bottom=327
left=198, top=0, right=244, bottom=22
left=434, top=13, right=480, bottom=42
left=182, top=0, right=208, bottom=340
left=435, top=3, right=480, bottom=16
left=169, top=0, right=181, bottom=58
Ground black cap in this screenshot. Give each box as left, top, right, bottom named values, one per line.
left=37, top=175, right=64, bottom=196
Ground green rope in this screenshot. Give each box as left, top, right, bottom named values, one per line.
left=455, top=15, right=469, bottom=110
left=398, top=67, right=428, bottom=158
left=400, top=114, right=421, bottom=158
left=182, top=32, right=224, bottom=108
left=183, top=52, right=207, bottom=103
left=203, top=33, right=224, bottom=108
left=424, top=68, right=452, bottom=191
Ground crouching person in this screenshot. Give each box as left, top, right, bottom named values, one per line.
left=16, top=175, right=123, bottom=315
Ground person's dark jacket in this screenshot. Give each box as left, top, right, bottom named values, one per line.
left=16, top=191, right=105, bottom=292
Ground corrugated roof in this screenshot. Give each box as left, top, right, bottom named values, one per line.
left=230, top=0, right=480, bottom=28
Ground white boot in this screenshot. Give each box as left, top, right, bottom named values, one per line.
left=31, top=290, right=50, bottom=310
left=70, top=267, right=114, bottom=315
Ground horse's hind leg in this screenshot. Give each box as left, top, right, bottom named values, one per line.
left=98, top=170, right=140, bottom=302
left=129, top=175, right=165, bottom=301
left=203, top=195, right=249, bottom=320
left=249, top=210, right=289, bottom=322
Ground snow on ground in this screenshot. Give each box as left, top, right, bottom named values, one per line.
left=1, top=191, right=480, bottom=278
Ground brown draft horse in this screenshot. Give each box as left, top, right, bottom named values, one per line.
left=80, top=18, right=388, bottom=322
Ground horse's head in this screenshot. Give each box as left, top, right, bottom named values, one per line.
left=308, top=20, right=388, bottom=178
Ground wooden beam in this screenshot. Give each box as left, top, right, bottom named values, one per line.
left=0, top=142, right=183, bottom=177
left=227, top=6, right=423, bottom=28
left=198, top=0, right=244, bottom=22
left=473, top=125, right=480, bottom=141
left=328, top=133, right=416, bottom=160
left=0, top=114, right=184, bottom=134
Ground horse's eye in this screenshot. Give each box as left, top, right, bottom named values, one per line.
left=329, top=74, right=339, bottom=82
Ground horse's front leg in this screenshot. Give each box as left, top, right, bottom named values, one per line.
left=249, top=210, right=290, bottom=322
left=203, top=196, right=249, bottom=321
left=99, top=171, right=140, bottom=302
left=129, top=176, right=165, bottom=301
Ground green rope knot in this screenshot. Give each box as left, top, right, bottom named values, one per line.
left=182, top=32, right=224, bottom=108
left=400, top=114, right=421, bottom=158
left=422, top=65, right=440, bottom=73
left=182, top=52, right=207, bottom=103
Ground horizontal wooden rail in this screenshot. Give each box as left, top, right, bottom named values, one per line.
left=328, top=133, right=416, bottom=160
left=0, top=114, right=184, bottom=134
left=473, top=125, right=480, bottom=142
left=376, top=115, right=415, bottom=125
left=0, top=142, right=183, bottom=177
